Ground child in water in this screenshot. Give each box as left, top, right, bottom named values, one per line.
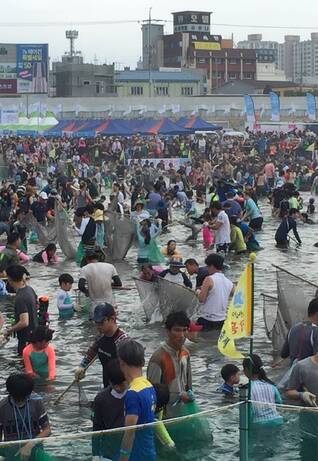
left=33, top=243, right=58, bottom=264
left=57, top=273, right=75, bottom=319
left=23, top=326, right=55, bottom=381
left=217, top=364, right=240, bottom=396
left=242, top=354, right=283, bottom=426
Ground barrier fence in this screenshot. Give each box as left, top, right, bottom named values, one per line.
left=1, top=396, right=318, bottom=461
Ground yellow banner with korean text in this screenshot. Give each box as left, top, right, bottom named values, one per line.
left=193, top=41, right=221, bottom=51
left=217, top=254, right=255, bottom=359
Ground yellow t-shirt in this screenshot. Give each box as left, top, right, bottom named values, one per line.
left=230, top=225, right=247, bottom=252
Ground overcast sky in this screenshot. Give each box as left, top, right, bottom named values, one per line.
left=2, top=0, right=318, bottom=68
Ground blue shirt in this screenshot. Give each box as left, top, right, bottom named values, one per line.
left=146, top=192, right=161, bottom=210
left=125, top=376, right=156, bottom=461
left=216, top=383, right=238, bottom=395
left=245, top=198, right=261, bottom=220
left=223, top=199, right=242, bottom=218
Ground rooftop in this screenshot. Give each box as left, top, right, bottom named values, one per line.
left=172, top=10, right=211, bottom=15
left=116, top=70, right=203, bottom=82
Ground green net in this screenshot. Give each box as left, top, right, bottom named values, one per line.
left=0, top=404, right=239, bottom=461
left=2, top=402, right=316, bottom=460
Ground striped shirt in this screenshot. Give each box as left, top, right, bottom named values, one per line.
left=250, top=380, right=283, bottom=425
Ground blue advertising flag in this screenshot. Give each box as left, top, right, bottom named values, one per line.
left=244, top=95, right=256, bottom=123
left=269, top=92, right=280, bottom=122
left=306, top=93, right=316, bottom=121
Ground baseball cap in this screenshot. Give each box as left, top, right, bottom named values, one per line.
left=39, top=191, right=48, bottom=200
left=93, top=303, right=116, bottom=322
left=169, top=258, right=185, bottom=268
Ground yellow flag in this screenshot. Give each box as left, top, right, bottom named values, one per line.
left=217, top=254, right=255, bottom=359
left=306, top=143, right=315, bottom=152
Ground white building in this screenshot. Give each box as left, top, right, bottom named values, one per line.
left=256, top=62, right=287, bottom=81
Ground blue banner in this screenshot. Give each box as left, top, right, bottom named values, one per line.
left=244, top=95, right=256, bottom=123
left=16, top=44, right=48, bottom=94
left=306, top=93, right=316, bottom=121
left=269, top=92, right=280, bottom=122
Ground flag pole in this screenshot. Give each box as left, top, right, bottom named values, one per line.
left=245, top=253, right=256, bottom=461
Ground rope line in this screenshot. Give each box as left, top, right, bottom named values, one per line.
left=0, top=401, right=242, bottom=447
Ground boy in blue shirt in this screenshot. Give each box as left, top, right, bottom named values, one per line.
left=118, top=339, right=156, bottom=461
left=57, top=273, right=75, bottom=319
left=217, top=364, right=240, bottom=396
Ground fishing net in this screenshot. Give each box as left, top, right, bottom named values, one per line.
left=166, top=401, right=212, bottom=449
left=158, top=278, right=200, bottom=321
left=75, top=242, right=84, bottom=266
left=0, top=445, right=58, bottom=461
left=262, top=294, right=289, bottom=354
left=104, top=212, right=135, bottom=261
left=276, top=268, right=317, bottom=329
left=21, top=213, right=56, bottom=246
left=133, top=277, right=160, bottom=322
left=55, top=202, right=77, bottom=259
left=77, top=381, right=91, bottom=408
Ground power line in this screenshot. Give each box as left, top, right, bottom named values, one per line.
left=0, top=19, right=317, bottom=31
left=0, top=19, right=168, bottom=27
left=212, top=23, right=318, bottom=30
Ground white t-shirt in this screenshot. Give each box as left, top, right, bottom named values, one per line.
left=117, top=191, right=124, bottom=204
left=79, top=262, right=118, bottom=304
left=162, top=271, right=184, bottom=286
left=201, top=272, right=233, bottom=321
left=215, top=210, right=231, bottom=245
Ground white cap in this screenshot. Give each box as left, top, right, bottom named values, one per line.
left=39, top=191, right=48, bottom=200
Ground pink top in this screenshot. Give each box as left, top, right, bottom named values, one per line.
left=41, top=251, right=59, bottom=264
left=264, top=163, right=275, bottom=178
left=0, top=246, right=29, bottom=263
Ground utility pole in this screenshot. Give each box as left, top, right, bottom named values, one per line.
left=148, top=7, right=152, bottom=98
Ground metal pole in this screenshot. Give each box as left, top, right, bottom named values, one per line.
left=148, top=7, right=152, bottom=98
left=209, top=52, right=213, bottom=93
left=239, top=386, right=249, bottom=461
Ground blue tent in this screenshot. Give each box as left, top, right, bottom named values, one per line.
left=44, top=120, right=75, bottom=137
left=135, top=118, right=193, bottom=135
left=74, top=119, right=106, bottom=137
left=178, top=116, right=222, bottom=131
left=99, top=119, right=134, bottom=136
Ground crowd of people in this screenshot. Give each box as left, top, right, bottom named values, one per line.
left=0, top=127, right=318, bottom=460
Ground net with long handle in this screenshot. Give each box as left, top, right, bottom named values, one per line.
left=21, top=212, right=56, bottom=246
left=104, top=211, right=135, bottom=261
left=158, top=277, right=200, bottom=321
left=55, top=201, right=77, bottom=259
left=133, top=277, right=160, bottom=322
left=276, top=267, right=317, bottom=330
left=262, top=293, right=289, bottom=354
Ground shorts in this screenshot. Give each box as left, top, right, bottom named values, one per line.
left=216, top=243, right=229, bottom=254
left=249, top=217, right=263, bottom=231
left=196, top=317, right=224, bottom=331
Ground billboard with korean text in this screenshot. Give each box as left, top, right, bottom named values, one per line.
left=0, top=43, right=48, bottom=94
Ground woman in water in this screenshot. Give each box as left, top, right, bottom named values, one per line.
left=161, top=239, right=182, bottom=261
left=33, top=243, right=59, bottom=264
left=136, top=218, right=164, bottom=264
